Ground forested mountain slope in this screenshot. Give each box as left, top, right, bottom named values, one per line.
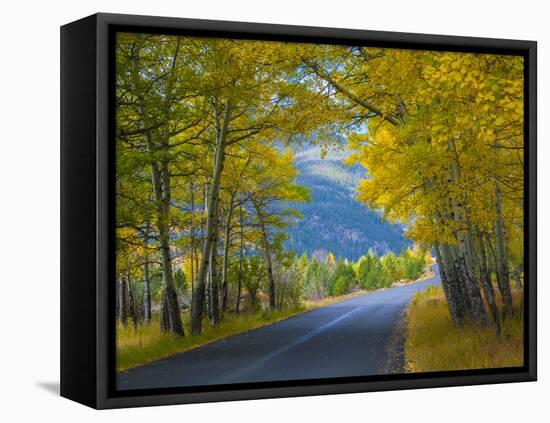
left=285, top=146, right=409, bottom=260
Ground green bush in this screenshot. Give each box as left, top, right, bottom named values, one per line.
left=331, top=275, right=349, bottom=296
left=399, top=247, right=426, bottom=280
left=356, top=250, right=392, bottom=290
left=330, top=258, right=356, bottom=295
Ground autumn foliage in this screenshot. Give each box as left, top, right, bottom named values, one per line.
left=115, top=33, right=524, bottom=346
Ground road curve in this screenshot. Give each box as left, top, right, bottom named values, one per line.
left=117, top=267, right=440, bottom=390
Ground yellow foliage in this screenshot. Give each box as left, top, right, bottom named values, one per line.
left=405, top=286, right=524, bottom=372
left=343, top=49, right=523, bottom=260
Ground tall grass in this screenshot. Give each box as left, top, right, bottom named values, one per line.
left=404, top=285, right=524, bottom=373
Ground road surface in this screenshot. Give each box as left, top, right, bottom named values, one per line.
left=117, top=267, right=440, bottom=390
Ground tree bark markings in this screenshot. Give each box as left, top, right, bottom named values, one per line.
left=235, top=203, right=245, bottom=313
left=493, top=182, right=513, bottom=314
left=130, top=43, right=184, bottom=336
left=118, top=276, right=128, bottom=325
left=209, top=198, right=221, bottom=326
left=190, top=100, right=232, bottom=335
left=254, top=201, right=276, bottom=310
left=221, top=192, right=236, bottom=314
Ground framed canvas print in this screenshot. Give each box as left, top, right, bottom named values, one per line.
left=60, top=13, right=537, bottom=409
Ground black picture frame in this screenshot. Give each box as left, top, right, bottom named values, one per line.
left=60, top=12, right=537, bottom=409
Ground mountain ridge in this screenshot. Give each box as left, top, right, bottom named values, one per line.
left=284, top=145, right=410, bottom=261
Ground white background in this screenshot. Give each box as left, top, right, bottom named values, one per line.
left=0, top=0, right=547, bottom=420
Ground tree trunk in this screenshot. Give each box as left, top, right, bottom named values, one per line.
left=254, top=202, right=276, bottom=310
left=512, top=263, right=523, bottom=289
left=445, top=141, right=487, bottom=325
left=442, top=244, right=470, bottom=322
left=432, top=211, right=469, bottom=325
left=478, top=234, right=501, bottom=336
left=434, top=242, right=462, bottom=324
left=127, top=276, right=139, bottom=330
left=455, top=246, right=488, bottom=326
left=190, top=181, right=195, bottom=295
left=235, top=204, right=244, bottom=313
left=221, top=193, right=236, bottom=315
left=143, top=252, right=152, bottom=324
left=160, top=290, right=170, bottom=332
left=158, top=227, right=185, bottom=336
left=442, top=243, right=471, bottom=324
left=209, top=201, right=220, bottom=326
left=206, top=259, right=211, bottom=320
left=493, top=182, right=513, bottom=314
left=134, top=46, right=184, bottom=336
left=115, top=275, right=120, bottom=322
left=453, top=224, right=487, bottom=325
left=143, top=127, right=184, bottom=336
left=453, top=217, right=487, bottom=325
left=190, top=101, right=231, bottom=336
left=119, top=276, right=128, bottom=325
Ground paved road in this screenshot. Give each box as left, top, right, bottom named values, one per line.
left=117, top=267, right=440, bottom=390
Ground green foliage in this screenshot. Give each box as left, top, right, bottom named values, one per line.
left=302, top=258, right=333, bottom=300
left=296, top=247, right=430, bottom=301
left=354, top=246, right=427, bottom=291
left=173, top=268, right=188, bottom=292
left=273, top=260, right=303, bottom=309
left=381, top=252, right=400, bottom=281
left=330, top=259, right=356, bottom=295
left=399, top=247, right=426, bottom=280
left=366, top=260, right=392, bottom=289
left=241, top=256, right=266, bottom=310
left=356, top=250, right=387, bottom=290
left=331, top=275, right=349, bottom=296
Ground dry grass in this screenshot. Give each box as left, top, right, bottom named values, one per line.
left=405, top=285, right=523, bottom=373
left=302, top=289, right=367, bottom=308
left=392, top=264, right=436, bottom=287
left=417, top=265, right=436, bottom=281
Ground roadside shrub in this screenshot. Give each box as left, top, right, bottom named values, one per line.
left=399, top=247, right=426, bottom=280
left=381, top=252, right=402, bottom=281
left=357, top=250, right=392, bottom=289
left=330, top=258, right=356, bottom=295
left=331, top=275, right=349, bottom=296
left=241, top=256, right=265, bottom=311
left=273, top=261, right=303, bottom=309
left=302, top=258, right=335, bottom=300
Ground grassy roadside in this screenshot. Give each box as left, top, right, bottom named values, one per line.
left=404, top=285, right=523, bottom=373
left=416, top=264, right=436, bottom=281
left=117, top=289, right=367, bottom=372
left=392, top=264, right=436, bottom=287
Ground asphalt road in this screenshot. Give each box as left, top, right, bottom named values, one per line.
left=117, top=267, right=440, bottom=390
